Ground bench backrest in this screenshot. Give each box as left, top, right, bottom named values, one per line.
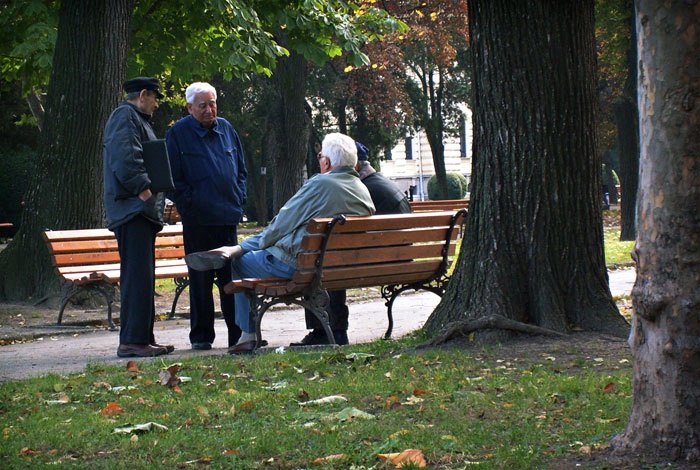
left=43, top=225, right=185, bottom=282
left=292, top=210, right=466, bottom=291
left=409, top=199, right=470, bottom=212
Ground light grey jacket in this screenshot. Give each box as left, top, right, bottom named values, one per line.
left=239, top=166, right=375, bottom=268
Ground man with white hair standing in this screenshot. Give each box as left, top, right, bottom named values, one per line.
left=185, top=133, right=375, bottom=354
left=166, top=82, right=247, bottom=352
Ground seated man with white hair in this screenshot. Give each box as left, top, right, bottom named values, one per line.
left=185, top=133, right=375, bottom=354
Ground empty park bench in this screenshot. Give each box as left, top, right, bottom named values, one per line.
left=42, top=225, right=189, bottom=328
left=409, top=199, right=470, bottom=212
left=223, top=209, right=467, bottom=348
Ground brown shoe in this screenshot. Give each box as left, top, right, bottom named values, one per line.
left=228, top=340, right=257, bottom=355
left=117, top=343, right=169, bottom=358
left=151, top=343, right=175, bottom=353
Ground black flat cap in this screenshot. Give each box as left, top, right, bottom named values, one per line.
left=123, top=77, right=164, bottom=99
left=356, top=142, right=369, bottom=161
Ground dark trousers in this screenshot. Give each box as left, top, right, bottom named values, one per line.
left=114, top=215, right=160, bottom=345
left=183, top=223, right=240, bottom=346
left=304, top=289, right=349, bottom=331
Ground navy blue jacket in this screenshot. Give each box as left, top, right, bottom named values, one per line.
left=165, top=115, right=247, bottom=226
left=103, top=101, right=165, bottom=230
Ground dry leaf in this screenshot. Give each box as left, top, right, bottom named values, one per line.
left=126, top=361, right=139, bottom=372
left=377, top=449, right=427, bottom=468
left=100, top=402, right=124, bottom=416
left=311, top=453, right=347, bottom=464
left=412, top=388, right=431, bottom=396
left=223, top=448, right=240, bottom=455
left=603, top=382, right=615, bottom=394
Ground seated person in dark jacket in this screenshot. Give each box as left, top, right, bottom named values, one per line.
left=291, top=141, right=412, bottom=346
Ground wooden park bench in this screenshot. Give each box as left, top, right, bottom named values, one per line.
left=42, top=225, right=189, bottom=329
left=409, top=199, right=470, bottom=212
left=223, top=209, right=467, bottom=348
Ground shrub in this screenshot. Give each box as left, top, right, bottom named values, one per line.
left=427, top=172, right=467, bottom=200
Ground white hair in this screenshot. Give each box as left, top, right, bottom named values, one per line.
left=185, top=82, right=217, bottom=104
left=321, top=133, right=357, bottom=168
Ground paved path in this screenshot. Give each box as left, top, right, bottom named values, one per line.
left=0, top=269, right=636, bottom=382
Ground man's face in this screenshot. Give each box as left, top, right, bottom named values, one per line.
left=138, top=90, right=159, bottom=116
left=187, top=91, right=217, bottom=128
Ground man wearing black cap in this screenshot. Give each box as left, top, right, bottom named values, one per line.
left=292, top=141, right=412, bottom=346
left=104, top=76, right=173, bottom=358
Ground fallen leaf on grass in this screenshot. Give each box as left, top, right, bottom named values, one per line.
left=377, top=449, right=427, bottom=468
left=159, top=365, right=182, bottom=388
left=20, top=447, right=42, bottom=456
left=345, top=352, right=376, bottom=363
left=298, top=395, right=347, bottom=406
left=113, top=422, right=168, bottom=434
left=126, top=361, right=139, bottom=372
left=45, top=395, right=71, bottom=405
left=603, top=382, right=615, bottom=393
left=311, top=453, right=347, bottom=464
left=100, top=402, right=124, bottom=416
left=332, top=407, right=375, bottom=421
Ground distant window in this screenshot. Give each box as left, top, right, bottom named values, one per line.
left=405, top=136, right=413, bottom=160
left=384, top=146, right=392, bottom=161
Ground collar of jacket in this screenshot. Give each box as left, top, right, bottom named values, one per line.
left=185, top=115, right=222, bottom=137
left=121, top=100, right=152, bottom=121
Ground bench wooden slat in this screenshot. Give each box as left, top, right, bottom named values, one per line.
left=305, top=211, right=460, bottom=234
left=301, top=226, right=455, bottom=251
left=296, top=243, right=452, bottom=269
left=409, top=199, right=469, bottom=211
left=291, top=259, right=443, bottom=284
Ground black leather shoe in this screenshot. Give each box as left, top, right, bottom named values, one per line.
left=228, top=340, right=257, bottom=355
left=117, top=343, right=169, bottom=358
left=290, top=329, right=328, bottom=346
left=333, top=330, right=349, bottom=346
left=191, top=342, right=212, bottom=350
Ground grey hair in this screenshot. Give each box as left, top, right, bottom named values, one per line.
left=321, top=133, right=357, bottom=168
left=185, top=82, right=217, bottom=104
left=125, top=91, right=141, bottom=101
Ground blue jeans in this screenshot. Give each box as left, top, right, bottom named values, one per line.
left=230, top=250, right=296, bottom=333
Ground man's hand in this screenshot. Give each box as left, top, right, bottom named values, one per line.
left=138, top=189, right=153, bottom=201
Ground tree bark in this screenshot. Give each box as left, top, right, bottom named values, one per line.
left=0, top=0, right=134, bottom=301
left=615, top=0, right=639, bottom=241
left=270, top=49, right=310, bottom=213
left=424, top=0, right=629, bottom=339
left=612, top=0, right=700, bottom=463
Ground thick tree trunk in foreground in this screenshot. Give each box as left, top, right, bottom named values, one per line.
left=0, top=0, right=133, bottom=301
left=424, top=0, right=629, bottom=339
left=612, top=1, right=700, bottom=463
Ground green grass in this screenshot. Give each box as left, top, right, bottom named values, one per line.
left=0, top=337, right=631, bottom=469
left=604, top=228, right=634, bottom=268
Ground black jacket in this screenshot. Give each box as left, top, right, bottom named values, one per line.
left=103, top=101, right=165, bottom=230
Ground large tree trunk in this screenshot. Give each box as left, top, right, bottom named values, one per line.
left=611, top=0, right=700, bottom=463
left=270, top=49, right=310, bottom=213
left=424, top=0, right=629, bottom=339
left=0, top=0, right=134, bottom=301
left=614, top=0, right=639, bottom=241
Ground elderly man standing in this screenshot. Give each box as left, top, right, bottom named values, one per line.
left=166, top=82, right=247, bottom=351
left=185, top=133, right=375, bottom=354
left=104, top=77, right=173, bottom=358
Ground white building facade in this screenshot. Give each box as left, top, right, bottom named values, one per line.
left=379, top=109, right=473, bottom=201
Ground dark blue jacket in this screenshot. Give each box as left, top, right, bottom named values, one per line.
left=165, top=115, right=247, bottom=226
left=103, top=101, right=165, bottom=230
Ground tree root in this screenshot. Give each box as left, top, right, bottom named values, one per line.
left=418, top=314, right=568, bottom=348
